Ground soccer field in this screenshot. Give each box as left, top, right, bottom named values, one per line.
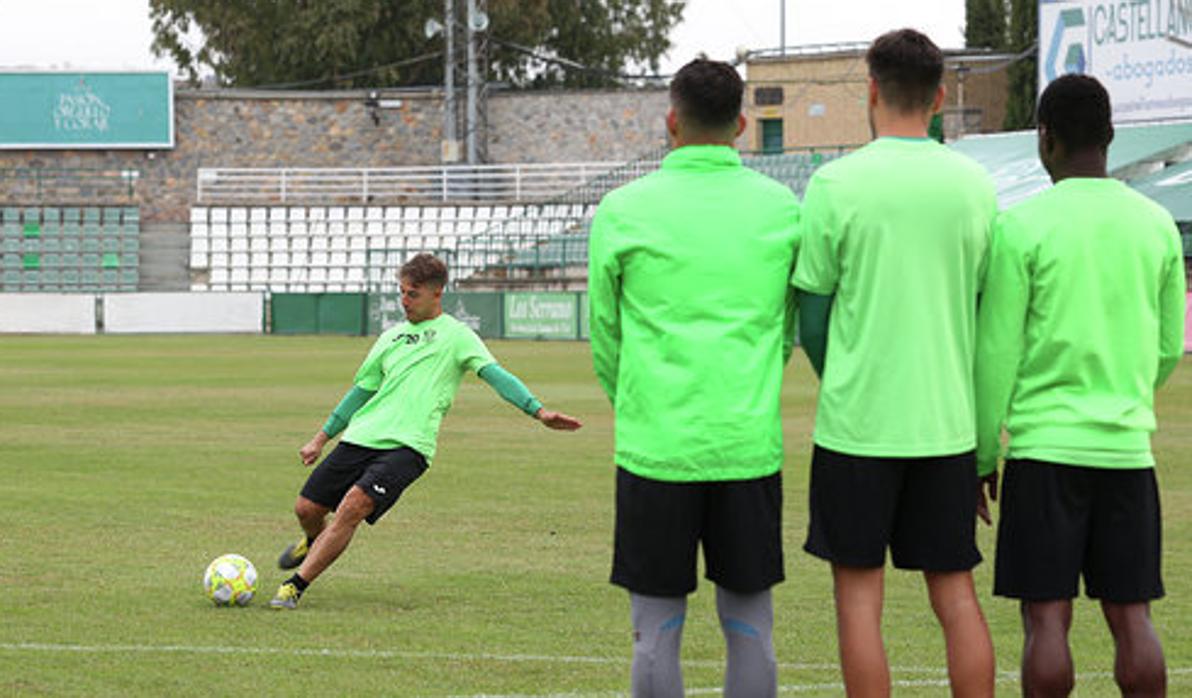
left=2, top=335, right=1190, bottom=696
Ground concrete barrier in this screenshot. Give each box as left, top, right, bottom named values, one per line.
left=103, top=293, right=263, bottom=333
left=0, top=294, right=96, bottom=334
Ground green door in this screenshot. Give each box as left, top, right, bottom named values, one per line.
left=760, top=119, right=784, bottom=154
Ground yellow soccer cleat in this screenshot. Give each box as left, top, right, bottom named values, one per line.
left=276, top=536, right=310, bottom=570
left=269, top=582, right=302, bottom=610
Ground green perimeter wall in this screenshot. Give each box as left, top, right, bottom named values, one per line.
left=275, top=291, right=589, bottom=340
left=272, top=293, right=370, bottom=335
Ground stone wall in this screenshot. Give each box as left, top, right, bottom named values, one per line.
left=0, top=87, right=669, bottom=224
left=486, top=88, right=668, bottom=163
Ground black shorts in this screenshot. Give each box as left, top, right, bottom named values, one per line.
left=300, top=442, right=427, bottom=525
left=994, top=459, right=1163, bottom=603
left=804, top=445, right=982, bottom=571
left=611, top=466, right=784, bottom=597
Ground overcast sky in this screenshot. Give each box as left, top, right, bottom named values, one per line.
left=0, top=0, right=966, bottom=75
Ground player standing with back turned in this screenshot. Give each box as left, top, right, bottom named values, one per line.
left=975, top=74, right=1185, bottom=698
left=589, top=58, right=800, bottom=698
left=791, top=29, right=997, bottom=698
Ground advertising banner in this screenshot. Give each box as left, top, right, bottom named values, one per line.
left=503, top=292, right=578, bottom=340
left=1039, top=0, right=1192, bottom=123
left=0, top=72, right=174, bottom=149
left=1186, top=291, right=1192, bottom=351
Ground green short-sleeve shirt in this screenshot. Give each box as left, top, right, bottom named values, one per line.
left=791, top=137, right=997, bottom=457
left=341, top=313, right=495, bottom=462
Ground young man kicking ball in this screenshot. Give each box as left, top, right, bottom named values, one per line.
left=271, top=253, right=582, bottom=609
left=975, top=74, right=1185, bottom=697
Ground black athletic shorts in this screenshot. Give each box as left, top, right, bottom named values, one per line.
left=611, top=466, right=784, bottom=597
left=994, top=459, right=1163, bottom=603
left=300, top=442, right=427, bottom=525
left=804, top=445, right=982, bottom=571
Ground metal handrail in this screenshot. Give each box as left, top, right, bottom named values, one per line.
left=196, top=161, right=631, bottom=204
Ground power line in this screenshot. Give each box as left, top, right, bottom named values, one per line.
left=246, top=51, right=444, bottom=90
left=488, top=37, right=672, bottom=83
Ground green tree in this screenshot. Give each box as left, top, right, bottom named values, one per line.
left=964, top=0, right=1007, bottom=49
left=149, top=0, right=685, bottom=89
left=1003, top=0, right=1038, bottom=129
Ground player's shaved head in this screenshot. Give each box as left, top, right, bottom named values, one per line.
left=867, top=29, right=944, bottom=113
left=1037, top=74, right=1113, bottom=152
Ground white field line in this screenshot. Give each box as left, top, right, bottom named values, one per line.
left=455, top=668, right=1192, bottom=698
left=3, top=643, right=1190, bottom=698
left=0, top=642, right=848, bottom=671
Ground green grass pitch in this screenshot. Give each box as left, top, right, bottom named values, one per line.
left=1, top=335, right=1190, bottom=696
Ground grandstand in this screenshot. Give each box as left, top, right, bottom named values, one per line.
left=185, top=146, right=849, bottom=297
left=1, top=205, right=140, bottom=293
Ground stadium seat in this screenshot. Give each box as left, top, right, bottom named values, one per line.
left=40, top=268, right=60, bottom=288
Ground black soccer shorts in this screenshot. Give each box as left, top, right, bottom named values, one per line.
left=300, top=442, right=427, bottom=525
left=994, top=459, right=1163, bottom=603
left=611, top=466, right=785, bottom=596
left=804, top=445, right=982, bottom=571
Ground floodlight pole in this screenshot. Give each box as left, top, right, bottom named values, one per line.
left=780, top=0, right=786, bottom=56
left=444, top=0, right=457, bottom=158
left=466, top=0, right=480, bottom=165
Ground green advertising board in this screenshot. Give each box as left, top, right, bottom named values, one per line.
left=504, top=292, right=578, bottom=340
left=367, top=291, right=505, bottom=337
left=578, top=291, right=589, bottom=340
left=0, top=72, right=174, bottom=149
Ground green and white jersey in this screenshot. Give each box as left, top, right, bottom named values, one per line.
left=589, top=145, right=801, bottom=482
left=791, top=137, right=997, bottom=457
left=975, top=178, right=1186, bottom=476
left=341, top=313, right=495, bottom=462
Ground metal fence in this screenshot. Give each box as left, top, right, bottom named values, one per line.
left=196, top=161, right=633, bottom=205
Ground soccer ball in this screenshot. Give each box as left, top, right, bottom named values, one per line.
left=203, top=554, right=257, bottom=606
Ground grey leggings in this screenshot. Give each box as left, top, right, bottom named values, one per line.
left=630, top=587, right=776, bottom=698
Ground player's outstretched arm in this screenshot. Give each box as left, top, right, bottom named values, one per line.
left=478, top=363, right=582, bottom=431
left=533, top=407, right=582, bottom=431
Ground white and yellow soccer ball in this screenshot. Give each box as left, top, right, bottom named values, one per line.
left=203, top=554, right=257, bottom=606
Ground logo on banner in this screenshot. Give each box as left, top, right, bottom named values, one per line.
left=52, top=79, right=112, bottom=133
left=1045, top=7, right=1089, bottom=81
